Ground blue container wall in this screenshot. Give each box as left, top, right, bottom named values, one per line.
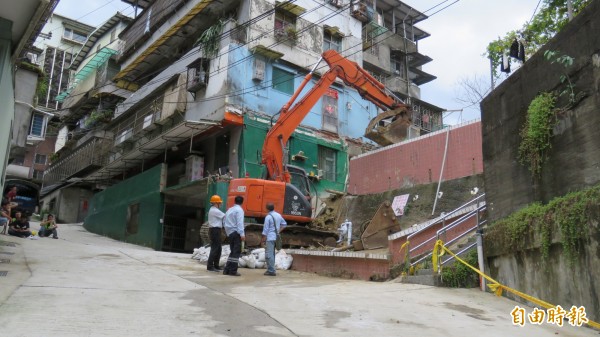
left=84, top=164, right=164, bottom=250
left=227, top=47, right=378, bottom=140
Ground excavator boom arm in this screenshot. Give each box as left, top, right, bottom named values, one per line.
left=262, top=50, right=407, bottom=182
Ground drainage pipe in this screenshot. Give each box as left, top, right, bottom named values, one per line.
left=476, top=230, right=486, bottom=291
left=431, top=127, right=450, bottom=216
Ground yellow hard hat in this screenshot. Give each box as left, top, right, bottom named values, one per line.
left=210, top=195, right=223, bottom=204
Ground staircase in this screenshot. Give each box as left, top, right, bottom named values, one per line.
left=392, top=194, right=487, bottom=286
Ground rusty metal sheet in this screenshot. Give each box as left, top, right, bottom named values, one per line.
left=361, top=201, right=402, bottom=249
left=364, top=107, right=411, bottom=146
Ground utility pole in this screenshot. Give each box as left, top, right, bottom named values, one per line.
left=489, top=57, right=495, bottom=91
left=567, top=0, right=574, bottom=21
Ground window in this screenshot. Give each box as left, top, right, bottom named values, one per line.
left=126, top=203, right=140, bottom=235
left=322, top=88, right=338, bottom=132
left=319, top=146, right=337, bottom=181
left=48, top=198, right=56, bottom=212
left=391, top=57, right=405, bottom=78
left=323, top=31, right=342, bottom=52
left=33, top=170, right=44, bottom=180
left=272, top=67, right=294, bottom=95
left=274, top=10, right=296, bottom=33
left=29, top=113, right=46, bottom=137
left=34, top=154, right=47, bottom=165
left=63, top=28, right=87, bottom=43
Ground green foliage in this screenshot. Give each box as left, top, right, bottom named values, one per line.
left=441, top=250, right=479, bottom=288
left=194, top=20, right=225, bottom=58
left=544, top=50, right=575, bottom=103
left=489, top=184, right=600, bottom=266
left=485, top=0, right=591, bottom=78
left=36, top=74, right=49, bottom=101
left=518, top=92, right=557, bottom=177
left=84, top=110, right=113, bottom=128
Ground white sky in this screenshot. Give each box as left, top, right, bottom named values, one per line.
left=55, top=0, right=541, bottom=125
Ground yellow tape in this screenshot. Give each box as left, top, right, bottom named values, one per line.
left=433, top=240, right=600, bottom=330
left=399, top=241, right=410, bottom=263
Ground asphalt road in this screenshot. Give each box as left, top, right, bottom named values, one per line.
left=0, top=222, right=596, bottom=337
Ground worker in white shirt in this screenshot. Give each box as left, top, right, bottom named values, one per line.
left=222, top=196, right=245, bottom=276
left=206, top=195, right=225, bottom=272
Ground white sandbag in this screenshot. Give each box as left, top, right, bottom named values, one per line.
left=246, top=254, right=256, bottom=269
left=257, top=251, right=266, bottom=262
left=238, top=257, right=247, bottom=268
left=251, top=248, right=265, bottom=255
left=218, top=255, right=228, bottom=267
left=275, top=249, right=293, bottom=270
left=221, top=245, right=231, bottom=256
left=255, top=260, right=265, bottom=269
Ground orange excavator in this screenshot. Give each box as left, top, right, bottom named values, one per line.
left=227, top=50, right=409, bottom=247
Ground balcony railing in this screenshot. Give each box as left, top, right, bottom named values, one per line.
left=43, top=136, right=113, bottom=185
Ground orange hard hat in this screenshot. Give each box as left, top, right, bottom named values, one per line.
left=210, top=195, right=223, bottom=204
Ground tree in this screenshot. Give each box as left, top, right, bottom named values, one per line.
left=485, top=0, right=591, bottom=78
left=454, top=74, right=491, bottom=112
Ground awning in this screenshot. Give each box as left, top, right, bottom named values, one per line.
left=82, top=120, right=218, bottom=184
left=162, top=177, right=209, bottom=202
left=56, top=47, right=118, bottom=102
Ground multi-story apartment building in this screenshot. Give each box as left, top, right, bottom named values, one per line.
left=34, top=14, right=95, bottom=111
left=38, top=12, right=132, bottom=222
left=6, top=14, right=97, bottom=201
left=1, top=0, right=58, bottom=194
left=43, top=0, right=439, bottom=251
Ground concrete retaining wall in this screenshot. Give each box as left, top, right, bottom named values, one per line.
left=480, top=0, right=600, bottom=223
left=481, top=1, right=600, bottom=322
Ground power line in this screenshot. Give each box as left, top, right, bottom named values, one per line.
left=427, top=0, right=460, bottom=17
left=527, top=0, right=543, bottom=25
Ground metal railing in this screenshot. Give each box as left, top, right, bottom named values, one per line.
left=405, top=194, right=486, bottom=268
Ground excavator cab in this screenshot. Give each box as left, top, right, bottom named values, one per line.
left=287, top=165, right=311, bottom=198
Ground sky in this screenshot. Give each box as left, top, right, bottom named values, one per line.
left=54, top=0, right=541, bottom=125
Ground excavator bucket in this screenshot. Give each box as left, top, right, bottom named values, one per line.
left=360, top=201, right=402, bottom=249
left=364, top=107, right=411, bottom=146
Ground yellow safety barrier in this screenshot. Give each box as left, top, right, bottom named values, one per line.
left=432, top=240, right=600, bottom=330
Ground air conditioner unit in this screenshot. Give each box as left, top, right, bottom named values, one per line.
left=142, top=114, right=156, bottom=130
left=252, top=59, right=265, bottom=81
left=115, top=129, right=133, bottom=146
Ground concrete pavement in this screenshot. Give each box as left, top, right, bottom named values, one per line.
left=0, top=222, right=596, bottom=337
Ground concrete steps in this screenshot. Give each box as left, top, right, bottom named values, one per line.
left=394, top=268, right=442, bottom=286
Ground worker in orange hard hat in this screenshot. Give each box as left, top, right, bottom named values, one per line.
left=206, top=195, right=225, bottom=272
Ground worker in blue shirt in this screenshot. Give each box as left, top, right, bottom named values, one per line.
left=261, top=202, right=287, bottom=276
left=222, top=196, right=245, bottom=276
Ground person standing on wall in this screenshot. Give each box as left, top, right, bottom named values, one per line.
left=206, top=195, right=225, bottom=272
left=261, top=202, right=287, bottom=276
left=222, top=196, right=245, bottom=277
